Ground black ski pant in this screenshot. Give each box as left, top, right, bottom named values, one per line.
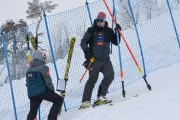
left=82, top=59, right=114, bottom=102
left=27, top=90, right=63, bottom=120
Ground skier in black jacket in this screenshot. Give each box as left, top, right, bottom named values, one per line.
left=80, top=12, right=121, bottom=108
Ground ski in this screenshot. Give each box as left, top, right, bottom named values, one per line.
left=79, top=95, right=138, bottom=110
left=92, top=100, right=113, bottom=108
left=26, top=34, right=32, bottom=64
left=57, top=37, right=76, bottom=96
left=30, top=35, right=37, bottom=51
left=29, top=33, right=44, bottom=51
left=79, top=102, right=113, bottom=110
left=64, top=37, right=76, bottom=81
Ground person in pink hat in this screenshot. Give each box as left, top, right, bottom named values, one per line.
left=80, top=12, right=121, bottom=108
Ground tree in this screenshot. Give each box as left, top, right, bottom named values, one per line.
left=0, top=48, right=4, bottom=64
left=51, top=22, right=69, bottom=60
left=141, top=0, right=158, bottom=20
left=1, top=19, right=28, bottom=80
left=26, top=0, right=58, bottom=38
left=116, top=0, right=140, bottom=30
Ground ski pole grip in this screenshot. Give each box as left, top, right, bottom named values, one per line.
left=90, top=57, right=95, bottom=63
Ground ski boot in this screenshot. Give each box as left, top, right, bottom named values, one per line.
left=79, top=101, right=90, bottom=109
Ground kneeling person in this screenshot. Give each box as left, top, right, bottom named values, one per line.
left=26, top=50, right=63, bottom=120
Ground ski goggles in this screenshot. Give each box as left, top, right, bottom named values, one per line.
left=95, top=18, right=105, bottom=23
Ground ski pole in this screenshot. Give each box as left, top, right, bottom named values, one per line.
left=80, top=57, right=95, bottom=83
left=103, top=0, right=143, bottom=74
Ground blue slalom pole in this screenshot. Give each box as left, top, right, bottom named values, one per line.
left=0, top=28, right=18, bottom=120
left=43, top=10, right=67, bottom=111
left=127, top=0, right=151, bottom=90
left=112, top=0, right=125, bottom=97
left=86, top=0, right=93, bottom=26
left=166, top=0, right=180, bottom=49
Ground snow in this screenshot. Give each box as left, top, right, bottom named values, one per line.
left=0, top=0, right=180, bottom=120
left=59, top=62, right=180, bottom=120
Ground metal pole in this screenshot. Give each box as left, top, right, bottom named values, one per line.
left=127, top=0, right=151, bottom=90
left=0, top=28, right=18, bottom=120
left=43, top=10, right=67, bottom=111
left=86, top=0, right=93, bottom=26
left=112, top=0, right=125, bottom=97
left=166, top=0, right=180, bottom=49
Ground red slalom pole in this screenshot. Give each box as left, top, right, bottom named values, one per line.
left=80, top=62, right=92, bottom=83
left=103, top=0, right=143, bottom=74
left=80, top=58, right=95, bottom=83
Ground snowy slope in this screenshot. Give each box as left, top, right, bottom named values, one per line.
left=59, top=62, right=180, bottom=120
left=0, top=1, right=180, bottom=120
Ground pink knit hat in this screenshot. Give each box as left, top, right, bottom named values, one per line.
left=97, top=12, right=106, bottom=19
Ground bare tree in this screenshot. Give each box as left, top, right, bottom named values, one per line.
left=26, top=0, right=58, bottom=38
left=51, top=22, right=69, bottom=60
left=141, top=0, right=158, bottom=20
left=0, top=65, right=5, bottom=86
left=0, top=48, right=4, bottom=64
left=116, top=0, right=140, bottom=30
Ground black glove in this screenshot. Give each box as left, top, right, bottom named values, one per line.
left=116, top=23, right=121, bottom=31
left=82, top=60, right=90, bottom=68
left=85, top=51, right=93, bottom=61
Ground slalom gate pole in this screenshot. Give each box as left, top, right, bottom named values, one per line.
left=103, top=0, right=143, bottom=74
left=166, top=0, right=180, bottom=49
left=1, top=28, right=18, bottom=120
left=43, top=10, right=67, bottom=111
left=112, top=0, right=125, bottom=97
left=86, top=0, right=93, bottom=26
left=127, top=0, right=151, bottom=90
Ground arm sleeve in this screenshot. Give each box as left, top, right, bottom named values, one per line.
left=80, top=28, right=92, bottom=52
left=111, top=28, right=121, bottom=46
left=41, top=66, right=55, bottom=91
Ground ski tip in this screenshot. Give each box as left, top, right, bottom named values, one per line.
left=71, top=37, right=76, bottom=41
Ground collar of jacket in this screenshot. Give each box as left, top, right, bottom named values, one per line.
left=30, top=60, right=45, bottom=67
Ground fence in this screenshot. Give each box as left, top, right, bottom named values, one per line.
left=0, top=0, right=180, bottom=119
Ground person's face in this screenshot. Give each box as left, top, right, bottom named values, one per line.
left=41, top=51, right=47, bottom=60
left=95, top=18, right=105, bottom=27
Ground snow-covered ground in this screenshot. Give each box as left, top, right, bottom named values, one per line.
left=0, top=1, right=180, bottom=120
left=59, top=62, right=180, bottom=120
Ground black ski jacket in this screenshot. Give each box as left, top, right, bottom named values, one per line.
left=81, top=21, right=118, bottom=60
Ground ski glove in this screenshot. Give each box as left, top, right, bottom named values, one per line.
left=83, top=57, right=95, bottom=68
left=85, top=51, right=93, bottom=61
left=115, top=23, right=121, bottom=31
left=83, top=60, right=90, bottom=68
left=114, top=23, right=122, bottom=44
